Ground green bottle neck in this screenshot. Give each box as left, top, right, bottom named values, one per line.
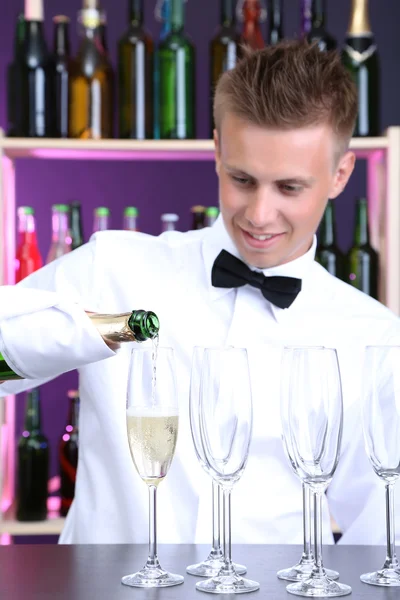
left=128, top=310, right=160, bottom=342
left=171, top=0, right=185, bottom=33
left=320, top=201, right=335, bottom=246
left=355, top=198, right=369, bottom=245
left=67, top=397, right=80, bottom=429
left=220, top=0, right=236, bottom=28
left=312, top=0, right=325, bottom=29
left=129, top=0, right=144, bottom=26
left=24, top=389, right=42, bottom=433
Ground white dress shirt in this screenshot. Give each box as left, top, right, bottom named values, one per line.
left=1, top=216, right=400, bottom=545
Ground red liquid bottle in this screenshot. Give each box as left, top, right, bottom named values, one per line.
left=240, top=0, right=265, bottom=50
left=15, top=206, right=43, bottom=283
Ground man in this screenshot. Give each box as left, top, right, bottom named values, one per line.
left=1, top=40, right=399, bottom=545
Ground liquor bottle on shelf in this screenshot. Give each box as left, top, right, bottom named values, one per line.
left=210, top=0, right=241, bottom=136
left=99, top=9, right=108, bottom=53
left=93, top=207, right=110, bottom=232
left=123, top=206, right=139, bottom=231
left=191, top=205, right=206, bottom=230
left=342, top=0, right=379, bottom=137
left=161, top=213, right=179, bottom=231
left=300, top=0, right=312, bottom=37
left=205, top=206, right=219, bottom=227
left=16, top=388, right=49, bottom=522
left=239, top=0, right=266, bottom=51
left=69, top=0, right=114, bottom=139
left=69, top=202, right=85, bottom=250
left=0, top=310, right=160, bottom=381
left=59, top=390, right=80, bottom=517
left=315, top=200, right=344, bottom=279
left=158, top=0, right=196, bottom=139
left=46, top=204, right=72, bottom=264
left=154, top=0, right=172, bottom=139
left=12, top=0, right=56, bottom=137
left=345, top=197, right=379, bottom=299
left=306, top=0, right=337, bottom=51
left=267, top=0, right=284, bottom=45
left=53, top=15, right=71, bottom=139
left=7, top=14, right=26, bottom=137
left=15, top=206, right=43, bottom=283
left=118, top=0, right=154, bottom=139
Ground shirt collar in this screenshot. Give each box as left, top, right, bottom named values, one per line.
left=202, top=215, right=317, bottom=320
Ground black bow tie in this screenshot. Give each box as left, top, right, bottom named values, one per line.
left=212, top=250, right=302, bottom=309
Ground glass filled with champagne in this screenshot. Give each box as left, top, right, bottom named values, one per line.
left=122, top=345, right=184, bottom=588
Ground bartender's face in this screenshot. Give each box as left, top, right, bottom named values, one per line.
left=214, top=113, right=355, bottom=269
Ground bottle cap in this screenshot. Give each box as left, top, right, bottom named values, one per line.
left=124, top=207, right=139, bottom=217
left=161, top=213, right=179, bottom=222
left=53, top=15, right=70, bottom=24
left=205, top=207, right=219, bottom=217
left=18, top=206, right=35, bottom=215
left=52, top=204, right=70, bottom=213
left=67, top=390, right=80, bottom=399
left=95, top=207, right=110, bottom=216
left=25, top=0, right=44, bottom=22
left=191, top=205, right=206, bottom=213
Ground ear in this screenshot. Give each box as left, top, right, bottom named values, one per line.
left=329, top=151, right=356, bottom=199
left=214, top=129, right=221, bottom=177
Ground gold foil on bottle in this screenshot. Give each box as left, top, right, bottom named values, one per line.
left=89, top=313, right=137, bottom=344
left=347, top=0, right=372, bottom=35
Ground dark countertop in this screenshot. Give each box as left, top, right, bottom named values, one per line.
left=1, top=544, right=398, bottom=599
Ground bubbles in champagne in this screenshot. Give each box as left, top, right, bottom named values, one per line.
left=151, top=335, right=159, bottom=404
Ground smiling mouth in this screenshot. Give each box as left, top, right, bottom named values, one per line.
left=242, top=230, right=284, bottom=240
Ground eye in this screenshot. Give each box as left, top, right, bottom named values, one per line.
left=280, top=184, right=304, bottom=194
left=231, top=175, right=252, bottom=186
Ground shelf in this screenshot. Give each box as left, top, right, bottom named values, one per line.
left=0, top=135, right=389, bottom=162
left=0, top=509, right=64, bottom=536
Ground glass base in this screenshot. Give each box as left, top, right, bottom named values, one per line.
left=360, top=568, right=400, bottom=587
left=187, top=549, right=246, bottom=577
left=196, top=573, right=260, bottom=594
left=287, top=575, right=351, bottom=597
left=277, top=560, right=339, bottom=582
left=121, top=566, right=184, bottom=588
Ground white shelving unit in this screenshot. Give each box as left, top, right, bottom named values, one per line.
left=0, top=128, right=399, bottom=536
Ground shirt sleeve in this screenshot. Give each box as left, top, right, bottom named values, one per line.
left=0, top=238, right=115, bottom=392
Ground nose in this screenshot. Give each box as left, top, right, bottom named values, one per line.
left=244, top=189, right=279, bottom=229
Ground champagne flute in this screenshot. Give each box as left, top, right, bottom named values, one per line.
left=360, top=345, right=400, bottom=586
left=196, top=347, right=259, bottom=594
left=281, top=346, right=351, bottom=597
left=186, top=347, right=246, bottom=577
left=121, top=346, right=184, bottom=588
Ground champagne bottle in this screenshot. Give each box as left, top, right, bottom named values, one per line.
left=210, top=0, right=241, bottom=136
left=7, top=14, right=26, bottom=137
left=123, top=206, right=139, bottom=231
left=0, top=310, right=160, bottom=381
left=69, top=202, right=85, bottom=250
left=240, top=0, right=265, bottom=50
left=99, top=9, right=108, bottom=53
left=161, top=213, right=179, bottom=232
left=59, top=390, right=80, bottom=517
left=345, top=197, right=379, bottom=299
left=118, top=0, right=154, bottom=139
left=69, top=0, right=114, bottom=139
left=306, top=0, right=337, bottom=51
left=16, top=388, right=49, bottom=521
left=93, top=206, right=110, bottom=232
left=159, top=0, right=196, bottom=139
left=16, top=0, right=56, bottom=137
left=53, top=16, right=71, bottom=139
left=267, top=0, right=284, bottom=45
left=154, top=0, right=172, bottom=139
left=316, top=200, right=344, bottom=279
left=15, top=206, right=43, bottom=283
left=300, top=0, right=312, bottom=37
left=191, top=205, right=206, bottom=230
left=46, top=204, right=72, bottom=264
left=342, top=0, right=379, bottom=137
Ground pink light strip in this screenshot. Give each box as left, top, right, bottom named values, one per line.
left=25, top=148, right=216, bottom=161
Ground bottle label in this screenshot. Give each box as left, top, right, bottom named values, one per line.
left=344, top=42, right=377, bottom=64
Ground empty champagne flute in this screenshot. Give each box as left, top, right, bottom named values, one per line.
left=281, top=346, right=351, bottom=597
left=187, top=346, right=246, bottom=577
left=196, top=347, right=259, bottom=594
left=121, top=346, right=184, bottom=588
left=360, top=345, right=400, bottom=586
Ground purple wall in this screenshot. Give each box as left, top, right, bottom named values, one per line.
left=0, top=0, right=399, bottom=486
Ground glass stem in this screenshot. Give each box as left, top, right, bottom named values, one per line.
left=210, top=480, right=222, bottom=557
left=146, top=484, right=161, bottom=570
left=384, top=482, right=399, bottom=569
left=222, top=486, right=235, bottom=576
left=312, top=488, right=325, bottom=578
left=302, top=483, right=314, bottom=562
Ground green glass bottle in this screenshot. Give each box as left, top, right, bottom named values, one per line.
left=158, top=0, right=196, bottom=139
left=210, top=0, right=241, bottom=137
left=118, top=0, right=154, bottom=139
left=306, top=0, right=337, bottom=51
left=16, top=388, right=49, bottom=521
left=154, top=0, right=172, bottom=139
left=316, top=200, right=344, bottom=279
left=345, top=197, right=379, bottom=299
left=0, top=310, right=160, bottom=381
left=59, top=390, right=80, bottom=517
left=69, top=202, right=85, bottom=250
left=342, top=0, right=379, bottom=137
